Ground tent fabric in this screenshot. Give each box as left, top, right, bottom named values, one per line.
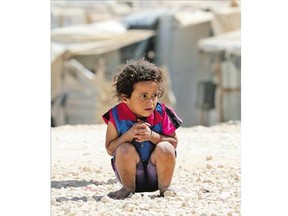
left=122, top=9, right=167, bottom=30
left=198, top=30, right=240, bottom=55
left=51, top=28, right=155, bottom=58
left=211, top=7, right=241, bottom=35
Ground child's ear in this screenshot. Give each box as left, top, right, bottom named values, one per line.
left=120, top=94, right=128, bottom=103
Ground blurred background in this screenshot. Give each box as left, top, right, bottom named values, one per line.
left=51, top=0, right=241, bottom=127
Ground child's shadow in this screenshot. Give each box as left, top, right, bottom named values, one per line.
left=51, top=180, right=95, bottom=189
left=51, top=179, right=117, bottom=202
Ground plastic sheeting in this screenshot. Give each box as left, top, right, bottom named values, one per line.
left=198, top=30, right=241, bottom=124
left=198, top=30, right=240, bottom=55
left=51, top=21, right=156, bottom=126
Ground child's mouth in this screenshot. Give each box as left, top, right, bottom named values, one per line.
left=145, top=108, right=153, bottom=111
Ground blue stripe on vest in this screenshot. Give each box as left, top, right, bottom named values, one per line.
left=111, top=103, right=163, bottom=163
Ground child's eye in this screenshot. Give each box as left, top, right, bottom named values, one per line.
left=140, top=94, right=147, bottom=99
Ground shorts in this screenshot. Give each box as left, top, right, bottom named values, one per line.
left=111, top=157, right=158, bottom=192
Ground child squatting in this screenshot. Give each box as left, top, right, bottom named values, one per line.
left=102, top=59, right=182, bottom=199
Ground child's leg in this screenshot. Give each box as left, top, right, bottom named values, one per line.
left=150, top=141, right=176, bottom=196
left=145, top=159, right=159, bottom=191
left=109, top=143, right=140, bottom=199
left=134, top=160, right=147, bottom=192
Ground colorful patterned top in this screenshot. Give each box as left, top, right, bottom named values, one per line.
left=102, top=102, right=182, bottom=163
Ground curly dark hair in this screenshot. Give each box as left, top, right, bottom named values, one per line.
left=113, top=58, right=164, bottom=100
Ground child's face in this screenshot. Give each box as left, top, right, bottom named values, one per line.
left=122, top=81, right=159, bottom=118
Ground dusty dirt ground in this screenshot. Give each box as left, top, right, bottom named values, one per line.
left=51, top=121, right=241, bottom=216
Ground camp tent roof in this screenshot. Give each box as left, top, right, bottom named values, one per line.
left=198, top=30, right=241, bottom=56
left=51, top=21, right=155, bottom=60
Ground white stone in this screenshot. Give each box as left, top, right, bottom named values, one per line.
left=206, top=164, right=213, bottom=169
left=123, top=203, right=135, bottom=212
left=182, top=201, right=190, bottom=207
left=164, top=190, right=176, bottom=197
left=64, top=209, right=70, bottom=215
left=206, top=155, right=213, bottom=160
left=131, top=193, right=142, bottom=200
left=100, top=195, right=110, bottom=203
left=83, top=167, right=92, bottom=172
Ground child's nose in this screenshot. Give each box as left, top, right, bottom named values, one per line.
left=147, top=98, right=154, bottom=105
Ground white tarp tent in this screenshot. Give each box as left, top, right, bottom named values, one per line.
left=198, top=30, right=241, bottom=124
left=51, top=21, right=156, bottom=126
left=51, top=1, right=241, bottom=127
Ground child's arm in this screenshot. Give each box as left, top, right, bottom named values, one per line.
left=150, top=131, right=178, bottom=149
left=133, top=122, right=178, bottom=149
left=105, top=121, right=147, bottom=156
left=105, top=121, right=131, bottom=156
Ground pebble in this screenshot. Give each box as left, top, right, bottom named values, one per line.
left=83, top=167, right=91, bottom=172
left=191, top=209, right=197, bottom=214
left=92, top=195, right=102, bottom=201
left=100, top=195, right=110, bottom=203
left=206, top=164, right=213, bottom=169
left=131, top=193, right=142, bottom=200
left=54, top=201, right=62, bottom=206
left=95, top=169, right=101, bottom=173
left=199, top=187, right=210, bottom=193
left=163, top=190, right=176, bottom=197
left=227, top=211, right=233, bottom=216
left=202, top=178, right=213, bottom=183
left=64, top=209, right=70, bottom=215
left=206, top=155, right=213, bottom=160
left=56, top=197, right=69, bottom=202
left=122, top=203, right=135, bottom=212
left=234, top=173, right=240, bottom=181
left=182, top=202, right=190, bottom=207
left=73, top=196, right=88, bottom=202
left=107, top=178, right=117, bottom=184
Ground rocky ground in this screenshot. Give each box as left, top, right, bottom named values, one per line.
left=51, top=121, right=241, bottom=216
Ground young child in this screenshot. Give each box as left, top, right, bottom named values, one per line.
left=102, top=59, right=182, bottom=199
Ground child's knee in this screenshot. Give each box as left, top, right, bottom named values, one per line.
left=116, top=143, right=139, bottom=161
left=155, top=141, right=176, bottom=157
left=116, top=143, right=133, bottom=156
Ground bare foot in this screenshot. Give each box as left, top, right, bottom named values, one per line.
left=107, top=187, right=134, bottom=199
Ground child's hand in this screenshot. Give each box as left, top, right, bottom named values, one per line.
left=129, top=120, right=152, bottom=142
